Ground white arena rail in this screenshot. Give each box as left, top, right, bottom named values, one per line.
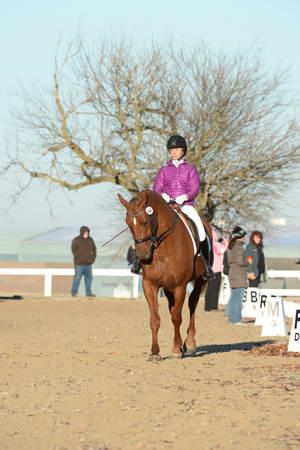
left=219, top=270, right=300, bottom=305
left=265, top=270, right=300, bottom=297
left=0, top=268, right=139, bottom=298
left=1, top=268, right=299, bottom=299
left=267, top=270, right=300, bottom=279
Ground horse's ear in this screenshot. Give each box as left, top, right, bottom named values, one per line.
left=138, top=191, right=148, bottom=206
left=117, top=193, right=129, bottom=208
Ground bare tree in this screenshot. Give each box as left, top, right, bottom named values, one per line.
left=2, top=36, right=300, bottom=233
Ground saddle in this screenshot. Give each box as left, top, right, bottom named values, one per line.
left=172, top=206, right=214, bottom=277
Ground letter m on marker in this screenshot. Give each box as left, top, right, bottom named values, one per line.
left=268, top=301, right=279, bottom=317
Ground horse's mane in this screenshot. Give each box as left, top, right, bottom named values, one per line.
left=130, top=190, right=166, bottom=207
left=145, top=190, right=163, bottom=201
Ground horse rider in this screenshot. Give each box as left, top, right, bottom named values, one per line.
left=153, top=134, right=212, bottom=273
left=153, top=134, right=206, bottom=242
left=131, top=134, right=213, bottom=277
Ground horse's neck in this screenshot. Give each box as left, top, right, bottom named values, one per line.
left=157, top=203, right=175, bottom=231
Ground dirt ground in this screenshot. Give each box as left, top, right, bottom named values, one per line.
left=0, top=295, right=299, bottom=450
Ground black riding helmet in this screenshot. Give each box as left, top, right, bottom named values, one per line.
left=167, top=135, right=187, bottom=157
left=231, top=226, right=246, bottom=239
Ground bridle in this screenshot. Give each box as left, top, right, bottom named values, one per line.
left=127, top=205, right=178, bottom=249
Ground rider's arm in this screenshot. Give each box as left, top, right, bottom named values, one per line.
left=186, top=165, right=200, bottom=201
left=153, top=167, right=165, bottom=194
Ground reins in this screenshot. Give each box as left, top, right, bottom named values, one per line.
left=148, top=212, right=178, bottom=249
left=102, top=197, right=179, bottom=249
left=101, top=226, right=129, bottom=248
left=127, top=204, right=178, bottom=249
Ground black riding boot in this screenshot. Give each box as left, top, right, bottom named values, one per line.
left=196, top=249, right=214, bottom=279
left=202, top=236, right=215, bottom=280
left=131, top=258, right=141, bottom=274
left=203, top=264, right=215, bottom=280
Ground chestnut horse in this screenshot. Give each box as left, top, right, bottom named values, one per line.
left=118, top=190, right=213, bottom=361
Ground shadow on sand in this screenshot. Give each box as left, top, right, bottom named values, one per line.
left=0, top=295, right=23, bottom=302
left=183, top=339, right=275, bottom=358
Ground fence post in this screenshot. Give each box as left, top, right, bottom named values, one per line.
left=44, top=273, right=53, bottom=297
left=132, top=274, right=139, bottom=298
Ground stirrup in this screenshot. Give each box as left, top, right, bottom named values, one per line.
left=203, top=265, right=215, bottom=280
left=196, top=245, right=202, bottom=257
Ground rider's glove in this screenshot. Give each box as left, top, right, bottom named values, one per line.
left=162, top=193, right=170, bottom=203
left=175, top=194, right=188, bottom=205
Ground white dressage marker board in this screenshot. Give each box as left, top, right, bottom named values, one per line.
left=242, top=288, right=260, bottom=318
left=218, top=276, right=230, bottom=305
left=261, top=296, right=287, bottom=337
left=288, top=309, right=300, bottom=352
left=254, top=291, right=270, bottom=326
left=254, top=291, right=284, bottom=326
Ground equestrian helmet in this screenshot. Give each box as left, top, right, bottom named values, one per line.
left=231, top=226, right=246, bottom=239
left=167, top=135, right=187, bottom=156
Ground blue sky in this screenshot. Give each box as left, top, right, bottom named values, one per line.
left=1, top=0, right=300, bottom=235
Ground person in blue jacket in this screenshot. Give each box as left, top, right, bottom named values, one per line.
left=245, top=231, right=266, bottom=287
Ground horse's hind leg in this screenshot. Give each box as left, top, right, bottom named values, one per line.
left=143, top=279, right=161, bottom=361
left=185, top=277, right=207, bottom=354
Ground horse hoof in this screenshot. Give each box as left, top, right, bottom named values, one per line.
left=148, top=354, right=162, bottom=362
left=182, top=341, right=197, bottom=354
left=184, top=346, right=197, bottom=355
left=168, top=352, right=183, bottom=359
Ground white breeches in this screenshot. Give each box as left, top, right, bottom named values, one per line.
left=181, top=205, right=206, bottom=242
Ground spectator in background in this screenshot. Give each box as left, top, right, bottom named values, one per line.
left=204, top=229, right=228, bottom=311
left=245, top=231, right=266, bottom=287
left=227, top=226, right=248, bottom=325
left=71, top=226, right=97, bottom=297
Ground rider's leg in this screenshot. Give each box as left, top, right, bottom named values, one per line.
left=181, top=205, right=214, bottom=279
left=181, top=205, right=206, bottom=242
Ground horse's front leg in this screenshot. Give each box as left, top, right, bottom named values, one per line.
left=169, top=285, right=186, bottom=358
left=142, top=279, right=161, bottom=361
left=185, top=277, right=206, bottom=354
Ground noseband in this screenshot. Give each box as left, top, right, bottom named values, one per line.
left=127, top=205, right=178, bottom=249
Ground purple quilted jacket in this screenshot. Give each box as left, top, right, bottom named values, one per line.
left=153, top=160, right=200, bottom=205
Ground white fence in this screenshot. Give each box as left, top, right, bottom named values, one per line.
left=219, top=270, right=300, bottom=306
left=267, top=270, right=300, bottom=279
left=0, top=268, right=300, bottom=299
left=0, top=268, right=139, bottom=298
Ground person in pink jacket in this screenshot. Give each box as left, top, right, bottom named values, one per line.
left=153, top=134, right=206, bottom=243
left=204, top=229, right=228, bottom=311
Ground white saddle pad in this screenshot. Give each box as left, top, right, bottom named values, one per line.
left=175, top=211, right=197, bottom=255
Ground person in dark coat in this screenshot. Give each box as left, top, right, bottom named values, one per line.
left=245, top=231, right=266, bottom=287
left=71, top=226, right=97, bottom=297
left=227, top=226, right=248, bottom=324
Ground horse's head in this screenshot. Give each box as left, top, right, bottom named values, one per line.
left=118, top=191, right=158, bottom=261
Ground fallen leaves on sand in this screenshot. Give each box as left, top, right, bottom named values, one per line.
left=249, top=343, right=300, bottom=357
